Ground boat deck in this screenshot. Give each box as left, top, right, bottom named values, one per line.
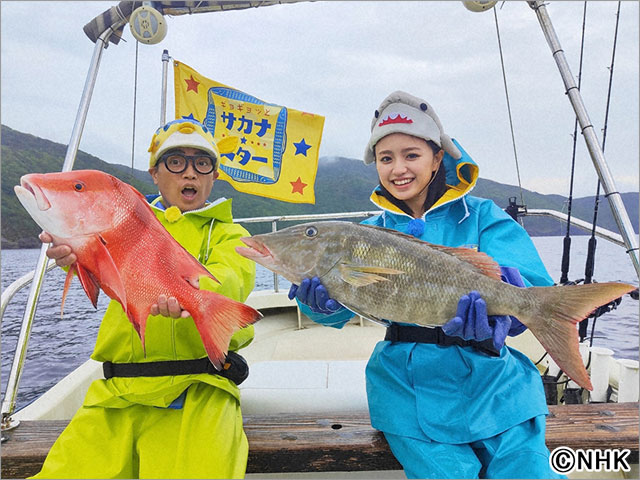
left=4, top=294, right=638, bottom=478
left=2, top=402, right=638, bottom=479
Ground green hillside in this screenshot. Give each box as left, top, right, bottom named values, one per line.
left=2, top=124, right=637, bottom=248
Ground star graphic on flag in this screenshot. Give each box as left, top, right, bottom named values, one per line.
left=182, top=113, right=196, bottom=120
left=185, top=75, right=200, bottom=93
left=293, top=138, right=312, bottom=156
left=290, top=177, right=307, bottom=195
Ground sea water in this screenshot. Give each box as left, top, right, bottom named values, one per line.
left=2, top=236, right=638, bottom=410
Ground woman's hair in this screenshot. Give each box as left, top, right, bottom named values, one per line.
left=376, top=140, right=447, bottom=216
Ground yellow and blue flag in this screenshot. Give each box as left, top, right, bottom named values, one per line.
left=174, top=60, right=324, bottom=204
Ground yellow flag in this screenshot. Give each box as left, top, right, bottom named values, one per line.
left=174, top=60, right=324, bottom=204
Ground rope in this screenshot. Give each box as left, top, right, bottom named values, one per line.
left=493, top=7, right=525, bottom=209
left=559, top=1, right=588, bottom=285
left=131, top=40, right=140, bottom=171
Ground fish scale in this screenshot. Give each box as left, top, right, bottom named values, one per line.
left=322, top=225, right=507, bottom=323
left=237, top=220, right=636, bottom=390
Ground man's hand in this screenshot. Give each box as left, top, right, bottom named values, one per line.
left=150, top=294, right=191, bottom=318
left=39, top=231, right=76, bottom=267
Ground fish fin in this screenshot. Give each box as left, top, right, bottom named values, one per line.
left=217, top=136, right=239, bottom=155
left=126, top=305, right=150, bottom=356
left=75, top=264, right=100, bottom=309
left=61, top=264, right=77, bottom=318
left=190, top=292, right=262, bottom=369
left=78, top=235, right=128, bottom=313
left=183, top=273, right=220, bottom=290
left=340, top=302, right=389, bottom=326
left=184, top=275, right=200, bottom=290
left=428, top=245, right=502, bottom=280
left=339, top=263, right=404, bottom=287
left=357, top=224, right=502, bottom=280
left=523, top=281, right=635, bottom=391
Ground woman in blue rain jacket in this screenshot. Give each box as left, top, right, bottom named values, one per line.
left=290, top=91, right=564, bottom=479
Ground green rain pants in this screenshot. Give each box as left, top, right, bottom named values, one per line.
left=32, top=383, right=248, bottom=479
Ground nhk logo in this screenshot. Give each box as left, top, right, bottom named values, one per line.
left=549, top=447, right=631, bottom=474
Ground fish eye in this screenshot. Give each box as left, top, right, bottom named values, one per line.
left=304, top=226, right=318, bottom=238
left=73, top=182, right=86, bottom=192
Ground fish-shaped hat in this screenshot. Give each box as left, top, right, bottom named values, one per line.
left=364, top=90, right=462, bottom=164
left=148, top=118, right=220, bottom=168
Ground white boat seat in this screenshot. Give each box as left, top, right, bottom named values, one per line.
left=240, top=360, right=369, bottom=415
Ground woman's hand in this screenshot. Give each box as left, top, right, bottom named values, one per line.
left=288, top=277, right=343, bottom=314
left=442, top=291, right=512, bottom=351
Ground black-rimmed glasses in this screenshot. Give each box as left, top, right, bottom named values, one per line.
left=158, top=152, right=217, bottom=175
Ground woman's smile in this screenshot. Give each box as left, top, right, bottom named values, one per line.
left=392, top=178, right=414, bottom=187
left=375, top=133, right=443, bottom=217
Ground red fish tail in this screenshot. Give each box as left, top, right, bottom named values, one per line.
left=524, top=282, right=635, bottom=391
left=191, top=292, right=262, bottom=369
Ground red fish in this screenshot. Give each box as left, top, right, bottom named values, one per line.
left=14, top=169, right=261, bottom=369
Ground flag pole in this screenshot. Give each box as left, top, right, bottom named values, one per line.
left=161, top=49, right=170, bottom=125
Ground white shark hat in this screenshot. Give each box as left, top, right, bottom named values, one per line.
left=364, top=90, right=462, bottom=164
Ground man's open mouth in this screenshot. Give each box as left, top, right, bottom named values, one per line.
left=181, top=186, right=198, bottom=199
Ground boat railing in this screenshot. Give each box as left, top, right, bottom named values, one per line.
left=0, top=208, right=633, bottom=429
left=525, top=209, right=627, bottom=247
left=1, top=209, right=628, bottom=307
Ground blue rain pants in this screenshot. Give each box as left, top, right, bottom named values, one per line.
left=384, top=415, right=566, bottom=479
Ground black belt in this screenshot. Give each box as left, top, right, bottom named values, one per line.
left=102, top=351, right=249, bottom=385
left=384, top=324, right=500, bottom=357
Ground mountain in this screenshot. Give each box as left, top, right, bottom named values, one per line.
left=2, top=124, right=637, bottom=248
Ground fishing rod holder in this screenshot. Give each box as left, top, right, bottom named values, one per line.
left=505, top=196, right=527, bottom=222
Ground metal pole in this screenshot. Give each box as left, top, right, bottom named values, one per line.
left=272, top=220, right=279, bottom=293
left=161, top=49, right=170, bottom=125
left=1, top=27, right=116, bottom=431
left=528, top=1, right=640, bottom=279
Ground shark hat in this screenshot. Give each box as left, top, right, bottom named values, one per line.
left=364, top=91, right=462, bottom=164
left=148, top=118, right=220, bottom=169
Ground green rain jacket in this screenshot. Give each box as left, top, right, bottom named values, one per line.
left=83, top=196, right=256, bottom=409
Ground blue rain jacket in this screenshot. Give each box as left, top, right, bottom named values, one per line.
left=300, top=139, right=554, bottom=444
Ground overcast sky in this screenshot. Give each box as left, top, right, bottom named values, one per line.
left=2, top=1, right=638, bottom=199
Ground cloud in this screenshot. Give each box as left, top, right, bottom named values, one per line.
left=1, top=1, right=637, bottom=198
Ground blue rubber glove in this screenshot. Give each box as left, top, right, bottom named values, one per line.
left=288, top=277, right=343, bottom=314
left=500, top=266, right=527, bottom=336
left=442, top=291, right=512, bottom=351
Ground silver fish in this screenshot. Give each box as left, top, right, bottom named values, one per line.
left=237, top=221, right=636, bottom=390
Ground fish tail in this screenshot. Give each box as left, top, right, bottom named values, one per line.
left=191, top=293, right=262, bottom=369
left=523, top=282, right=635, bottom=391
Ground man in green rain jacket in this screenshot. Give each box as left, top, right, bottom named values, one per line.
left=35, top=118, right=256, bottom=479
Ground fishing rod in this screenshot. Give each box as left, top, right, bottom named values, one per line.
left=559, top=1, right=588, bottom=286
left=528, top=1, right=640, bottom=280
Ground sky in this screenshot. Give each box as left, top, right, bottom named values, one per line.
left=1, top=1, right=638, bottom=199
